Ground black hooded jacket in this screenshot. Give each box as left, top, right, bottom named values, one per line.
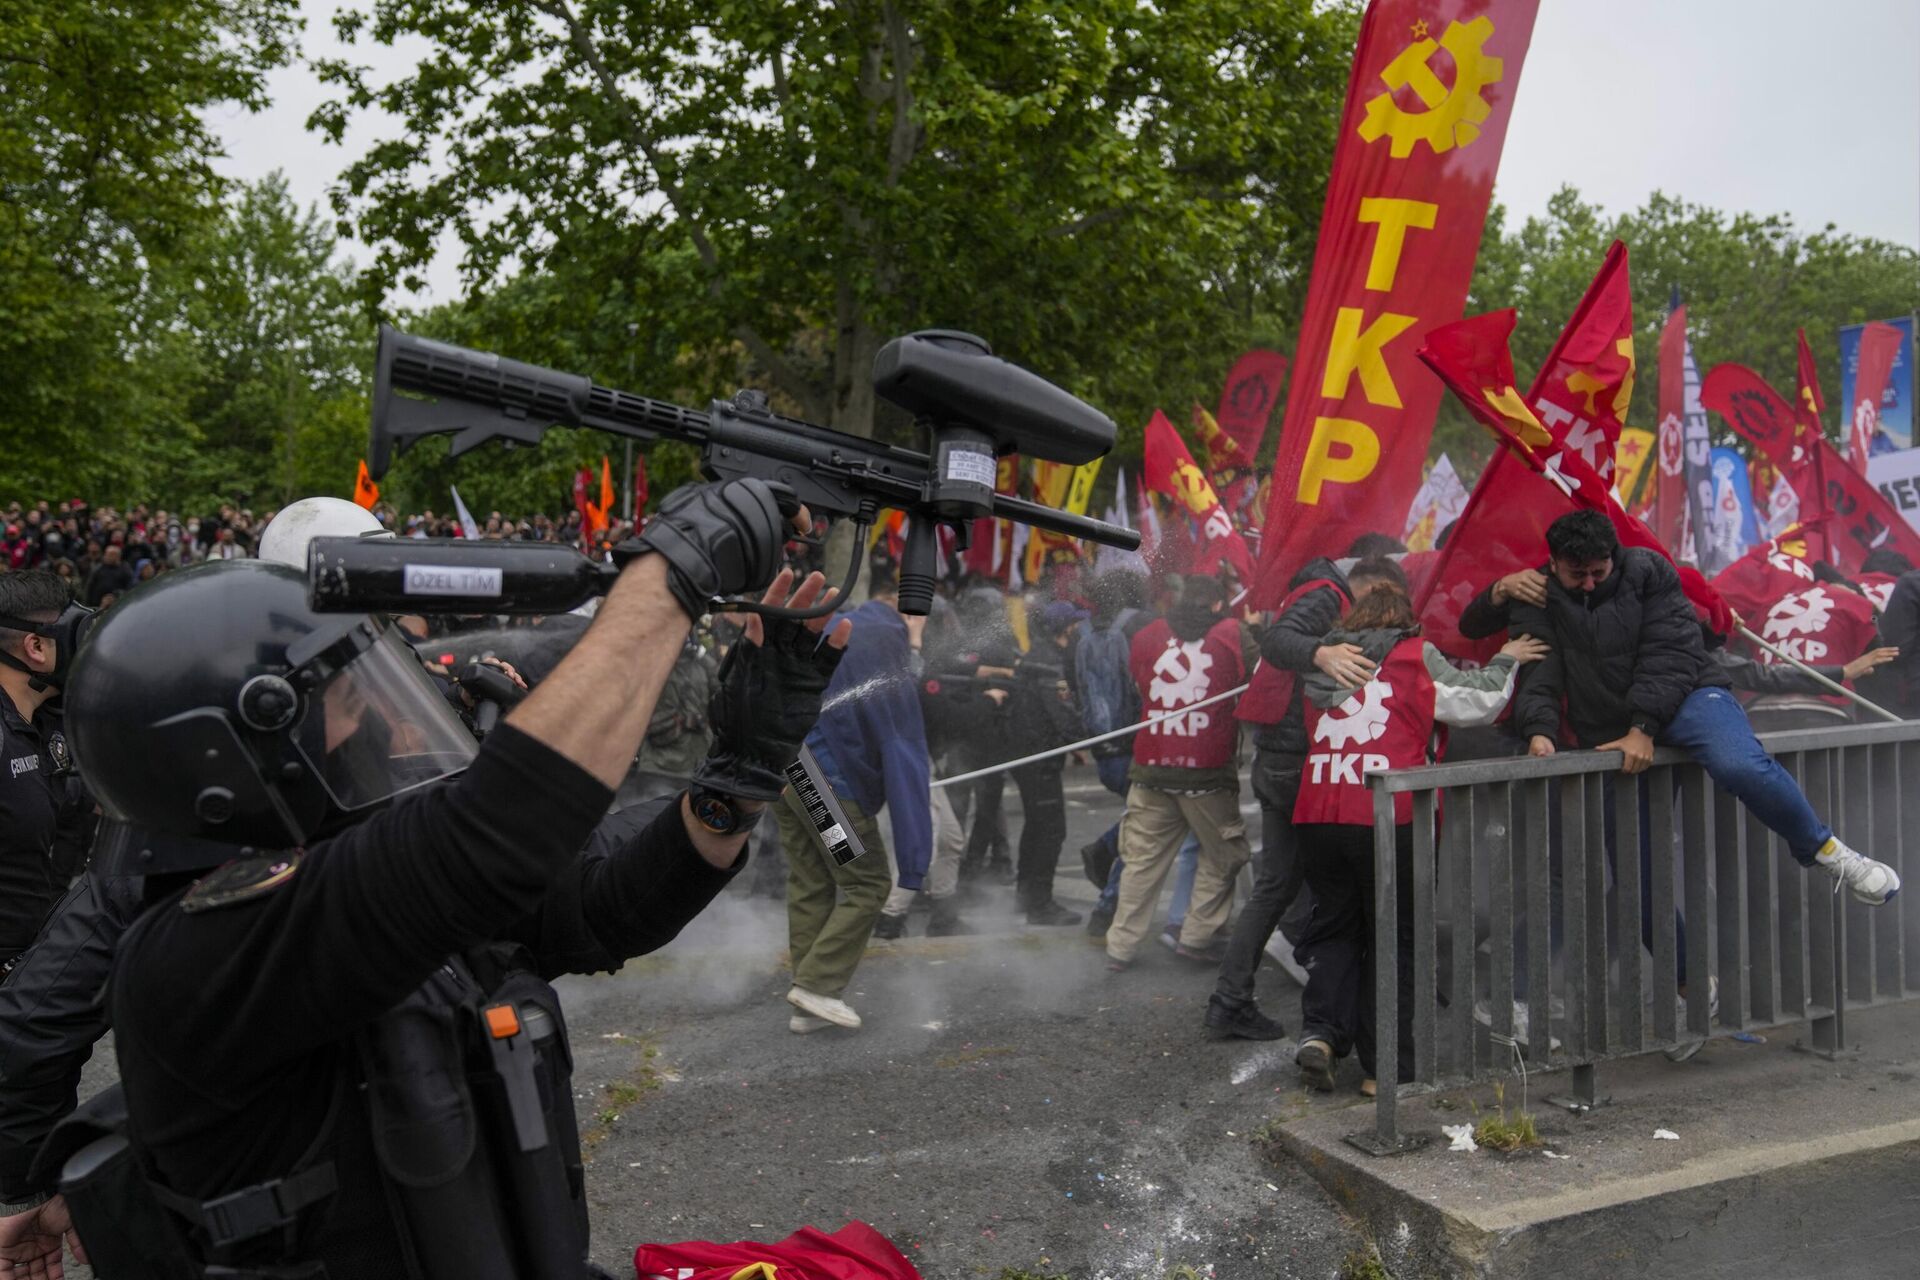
left=1253, top=557, right=1354, bottom=756
left=1510, top=547, right=1729, bottom=746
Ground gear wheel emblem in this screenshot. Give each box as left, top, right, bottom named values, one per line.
left=1315, top=678, right=1394, bottom=750
left=1763, top=587, right=1834, bottom=641
left=1358, top=16, right=1504, bottom=158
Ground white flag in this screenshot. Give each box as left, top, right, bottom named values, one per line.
left=450, top=486, right=481, bottom=541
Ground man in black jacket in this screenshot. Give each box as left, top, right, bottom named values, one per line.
left=1514, top=511, right=1898, bottom=906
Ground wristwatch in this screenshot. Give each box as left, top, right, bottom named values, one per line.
left=687, top=786, right=765, bottom=837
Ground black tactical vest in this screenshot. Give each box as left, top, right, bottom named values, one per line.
left=54, top=944, right=598, bottom=1280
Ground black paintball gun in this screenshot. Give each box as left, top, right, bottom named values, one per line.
left=308, top=326, right=1141, bottom=619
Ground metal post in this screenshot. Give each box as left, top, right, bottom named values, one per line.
left=1347, top=783, right=1428, bottom=1156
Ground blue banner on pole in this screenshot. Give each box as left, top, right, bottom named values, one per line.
left=1839, top=317, right=1915, bottom=452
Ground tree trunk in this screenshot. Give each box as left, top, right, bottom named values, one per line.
left=819, top=311, right=882, bottom=602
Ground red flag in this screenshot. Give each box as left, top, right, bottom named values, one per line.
left=1416, top=308, right=1724, bottom=654
left=1712, top=533, right=1879, bottom=689
left=963, top=455, right=1022, bottom=580
left=1795, top=327, right=1826, bottom=435
left=1703, top=363, right=1920, bottom=573
left=1848, top=321, right=1902, bottom=470
left=352, top=460, right=380, bottom=511
left=1529, top=240, right=1636, bottom=482
left=1142, top=410, right=1252, bottom=580
left=1251, top=0, right=1542, bottom=604
left=635, top=1221, right=921, bottom=1280
left=1412, top=245, right=1640, bottom=656
left=1215, top=349, right=1290, bottom=463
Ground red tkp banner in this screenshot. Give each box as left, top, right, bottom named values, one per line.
left=1216, top=349, right=1290, bottom=462
left=1712, top=532, right=1877, bottom=676
left=1848, top=321, right=1903, bottom=470
left=1144, top=410, right=1252, bottom=580
left=1416, top=308, right=1724, bottom=654
left=1411, top=245, right=1638, bottom=657
left=1530, top=239, right=1635, bottom=482
left=1251, top=0, right=1541, bottom=605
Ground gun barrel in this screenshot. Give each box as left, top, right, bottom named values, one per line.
left=991, top=495, right=1141, bottom=551
left=308, top=537, right=618, bottom=616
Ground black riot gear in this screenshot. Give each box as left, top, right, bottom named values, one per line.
left=0, top=600, right=96, bottom=691
left=65, top=561, right=475, bottom=872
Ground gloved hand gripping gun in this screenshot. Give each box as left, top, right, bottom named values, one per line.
left=308, top=326, right=1141, bottom=619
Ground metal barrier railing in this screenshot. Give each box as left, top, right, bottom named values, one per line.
left=1357, top=719, right=1920, bottom=1153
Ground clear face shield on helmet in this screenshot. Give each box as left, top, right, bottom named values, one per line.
left=289, top=624, right=477, bottom=812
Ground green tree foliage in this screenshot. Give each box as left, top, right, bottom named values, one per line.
left=168, top=173, right=370, bottom=508
left=1442, top=188, right=1920, bottom=474
left=0, top=0, right=299, bottom=502
left=312, top=0, right=1361, bottom=476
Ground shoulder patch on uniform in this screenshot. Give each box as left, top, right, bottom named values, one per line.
left=181, top=851, right=303, bottom=914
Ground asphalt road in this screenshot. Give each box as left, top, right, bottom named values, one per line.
left=62, top=762, right=1372, bottom=1280
left=568, top=763, right=1371, bottom=1279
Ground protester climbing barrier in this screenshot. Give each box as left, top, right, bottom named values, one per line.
left=1358, top=719, right=1920, bottom=1154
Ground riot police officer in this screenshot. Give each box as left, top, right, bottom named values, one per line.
left=17, top=480, right=845, bottom=1280
left=0, top=570, right=94, bottom=975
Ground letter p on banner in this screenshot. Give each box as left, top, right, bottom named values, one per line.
left=1251, top=0, right=1540, bottom=605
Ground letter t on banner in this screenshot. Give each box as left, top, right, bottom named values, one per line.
left=1251, top=0, right=1540, bottom=605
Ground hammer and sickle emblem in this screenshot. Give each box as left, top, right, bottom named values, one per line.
left=1358, top=16, right=1504, bottom=158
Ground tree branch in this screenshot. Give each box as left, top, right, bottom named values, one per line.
left=534, top=0, right=824, bottom=419
left=880, top=2, right=919, bottom=187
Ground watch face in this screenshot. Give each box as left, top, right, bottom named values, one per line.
left=691, top=790, right=737, bottom=835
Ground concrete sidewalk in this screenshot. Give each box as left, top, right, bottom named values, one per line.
left=1262, top=999, right=1920, bottom=1278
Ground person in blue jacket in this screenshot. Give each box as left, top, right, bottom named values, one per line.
left=778, top=564, right=933, bottom=1033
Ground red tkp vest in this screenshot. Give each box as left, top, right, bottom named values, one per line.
left=1750, top=581, right=1880, bottom=708
left=1236, top=578, right=1343, bottom=725
left=1294, top=637, right=1436, bottom=826
left=1130, top=616, right=1246, bottom=770
left=1858, top=572, right=1899, bottom=614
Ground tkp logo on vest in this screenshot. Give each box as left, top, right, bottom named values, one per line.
left=1314, top=678, right=1394, bottom=749
left=1149, top=638, right=1214, bottom=707
left=1308, top=676, right=1395, bottom=787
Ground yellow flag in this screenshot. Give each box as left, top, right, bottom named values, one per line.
left=1065, top=458, right=1102, bottom=516
left=1613, top=427, right=1655, bottom=509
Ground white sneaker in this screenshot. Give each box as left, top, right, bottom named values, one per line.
left=789, top=1014, right=833, bottom=1035
left=1816, top=838, right=1901, bottom=906
left=786, top=985, right=862, bottom=1028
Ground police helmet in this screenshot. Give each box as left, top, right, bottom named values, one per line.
left=257, top=496, right=392, bottom=568
left=66, top=560, right=476, bottom=873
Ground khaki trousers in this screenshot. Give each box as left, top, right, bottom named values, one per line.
left=779, top=789, right=892, bottom=998
left=1106, top=784, right=1251, bottom=963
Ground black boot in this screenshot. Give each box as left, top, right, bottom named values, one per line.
left=871, top=913, right=907, bottom=941
left=926, top=897, right=978, bottom=936
left=1024, top=899, right=1082, bottom=927
left=1204, top=996, right=1288, bottom=1041
left=1084, top=903, right=1115, bottom=940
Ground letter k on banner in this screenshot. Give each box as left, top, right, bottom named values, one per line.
left=1251, top=0, right=1540, bottom=604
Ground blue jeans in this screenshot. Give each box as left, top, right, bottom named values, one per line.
left=1660, top=686, right=1831, bottom=865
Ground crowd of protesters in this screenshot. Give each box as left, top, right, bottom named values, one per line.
left=5, top=488, right=1920, bottom=1098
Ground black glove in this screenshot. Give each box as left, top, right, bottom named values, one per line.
left=693, top=616, right=846, bottom=801
left=616, top=479, right=791, bottom=621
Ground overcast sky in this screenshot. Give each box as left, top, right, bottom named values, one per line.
left=208, top=0, right=1920, bottom=304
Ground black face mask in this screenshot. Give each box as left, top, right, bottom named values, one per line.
left=1168, top=599, right=1219, bottom=642
left=0, top=602, right=97, bottom=692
